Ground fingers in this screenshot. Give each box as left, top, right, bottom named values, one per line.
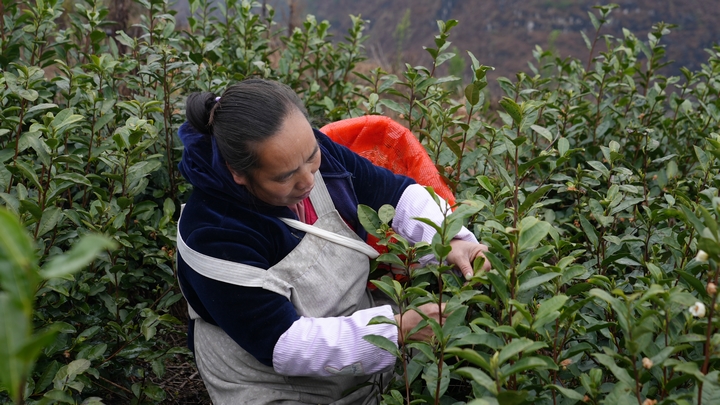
left=401, top=303, right=447, bottom=343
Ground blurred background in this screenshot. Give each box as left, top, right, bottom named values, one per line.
left=166, top=0, right=720, bottom=94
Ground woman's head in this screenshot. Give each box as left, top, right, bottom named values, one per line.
left=185, top=79, right=320, bottom=206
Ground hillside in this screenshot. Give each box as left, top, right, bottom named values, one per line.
left=259, top=0, right=720, bottom=96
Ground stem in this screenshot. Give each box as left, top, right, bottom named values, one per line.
left=632, top=353, right=642, bottom=405
left=433, top=351, right=444, bottom=405
left=702, top=263, right=720, bottom=376
left=592, top=72, right=607, bottom=146
left=162, top=53, right=176, bottom=200
left=585, top=22, right=604, bottom=72
left=454, top=105, right=476, bottom=185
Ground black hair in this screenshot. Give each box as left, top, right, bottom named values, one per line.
left=185, top=79, right=309, bottom=177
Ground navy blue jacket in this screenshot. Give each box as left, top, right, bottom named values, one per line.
left=176, top=122, right=414, bottom=366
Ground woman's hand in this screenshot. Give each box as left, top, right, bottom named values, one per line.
left=447, top=239, right=491, bottom=280
left=393, top=303, right=446, bottom=344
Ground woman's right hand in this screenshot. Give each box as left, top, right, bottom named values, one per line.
left=393, top=302, right=447, bottom=344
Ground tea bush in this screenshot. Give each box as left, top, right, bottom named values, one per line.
left=2, top=1, right=720, bottom=404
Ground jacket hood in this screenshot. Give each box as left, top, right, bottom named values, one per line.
left=177, top=122, right=253, bottom=203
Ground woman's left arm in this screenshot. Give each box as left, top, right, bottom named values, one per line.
left=393, top=184, right=491, bottom=279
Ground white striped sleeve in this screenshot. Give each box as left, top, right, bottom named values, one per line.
left=272, top=305, right=397, bottom=377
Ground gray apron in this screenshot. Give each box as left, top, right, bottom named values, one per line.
left=177, top=172, right=389, bottom=405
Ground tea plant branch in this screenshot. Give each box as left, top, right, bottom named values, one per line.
left=98, top=374, right=133, bottom=396
left=701, top=262, right=719, bottom=376
left=592, top=72, right=607, bottom=146
left=481, top=130, right=498, bottom=176
left=162, top=54, right=177, bottom=200
left=585, top=23, right=604, bottom=72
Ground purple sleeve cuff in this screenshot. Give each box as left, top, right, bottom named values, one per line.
left=272, top=305, right=397, bottom=377
left=393, top=184, right=477, bottom=264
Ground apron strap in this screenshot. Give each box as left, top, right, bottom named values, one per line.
left=177, top=230, right=268, bottom=288
left=308, top=170, right=335, bottom=217
left=279, top=217, right=379, bottom=259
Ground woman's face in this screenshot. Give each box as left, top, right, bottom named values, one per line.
left=231, top=108, right=321, bottom=207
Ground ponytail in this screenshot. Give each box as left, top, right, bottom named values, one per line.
left=186, top=91, right=219, bottom=136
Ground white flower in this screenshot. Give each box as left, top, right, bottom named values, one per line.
left=642, top=357, right=653, bottom=369
left=696, top=250, right=709, bottom=262
left=689, top=301, right=706, bottom=318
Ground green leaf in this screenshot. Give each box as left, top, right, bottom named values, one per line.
left=54, top=172, right=92, bottom=187
left=518, top=185, right=552, bottom=216
left=376, top=253, right=405, bottom=267
left=533, top=294, right=568, bottom=329
left=40, top=234, right=116, bottom=279
left=141, top=312, right=158, bottom=341
left=0, top=209, right=38, bottom=310
left=558, top=137, right=569, bottom=156
left=678, top=271, right=709, bottom=299
left=499, top=97, right=523, bottom=126
left=378, top=204, right=395, bottom=224
left=455, top=367, right=497, bottom=395
left=34, top=360, right=60, bottom=394
left=592, top=353, right=634, bottom=386
left=579, top=215, right=599, bottom=247
left=445, top=347, right=491, bottom=373
left=476, top=175, right=495, bottom=194
left=531, top=125, right=553, bottom=142
left=610, top=197, right=645, bottom=215
left=36, top=206, right=63, bottom=237
left=43, top=389, right=75, bottom=403
left=496, top=390, right=529, bottom=405
left=0, top=293, right=31, bottom=404
left=358, top=204, right=382, bottom=237
left=498, top=338, right=546, bottom=364
left=443, top=137, right=463, bottom=159
left=518, top=272, right=561, bottom=292
left=93, top=112, right=116, bottom=133
left=465, top=83, right=480, bottom=106
left=519, top=156, right=552, bottom=178
left=518, top=217, right=551, bottom=252
left=486, top=272, right=509, bottom=305
left=694, top=145, right=710, bottom=171
left=502, top=356, right=553, bottom=377
left=422, top=361, right=450, bottom=399
left=545, top=384, right=585, bottom=401
left=15, top=159, right=42, bottom=191
left=587, top=160, right=610, bottom=178
left=518, top=245, right=553, bottom=274
left=363, top=334, right=401, bottom=357
left=53, top=359, right=91, bottom=390
left=26, top=103, right=58, bottom=114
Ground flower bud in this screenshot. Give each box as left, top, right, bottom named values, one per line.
left=689, top=301, right=706, bottom=318
left=696, top=250, right=709, bottom=262
left=642, top=357, right=653, bottom=369
left=708, top=282, right=717, bottom=295
left=642, top=399, right=657, bottom=405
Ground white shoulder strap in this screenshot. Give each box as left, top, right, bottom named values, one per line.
left=177, top=229, right=279, bottom=289
left=279, top=217, right=379, bottom=259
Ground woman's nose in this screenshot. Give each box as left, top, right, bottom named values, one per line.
left=296, top=169, right=314, bottom=190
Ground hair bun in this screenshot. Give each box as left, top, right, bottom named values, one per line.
left=186, top=91, right=218, bottom=135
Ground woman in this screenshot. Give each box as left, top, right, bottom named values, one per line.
left=176, top=79, right=489, bottom=404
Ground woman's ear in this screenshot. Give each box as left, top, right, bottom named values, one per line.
left=228, top=165, right=248, bottom=186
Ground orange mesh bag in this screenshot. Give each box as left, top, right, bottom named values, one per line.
left=321, top=115, right=455, bottom=204
left=320, top=115, right=456, bottom=257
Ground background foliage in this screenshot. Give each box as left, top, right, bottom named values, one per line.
left=2, top=0, right=720, bottom=404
